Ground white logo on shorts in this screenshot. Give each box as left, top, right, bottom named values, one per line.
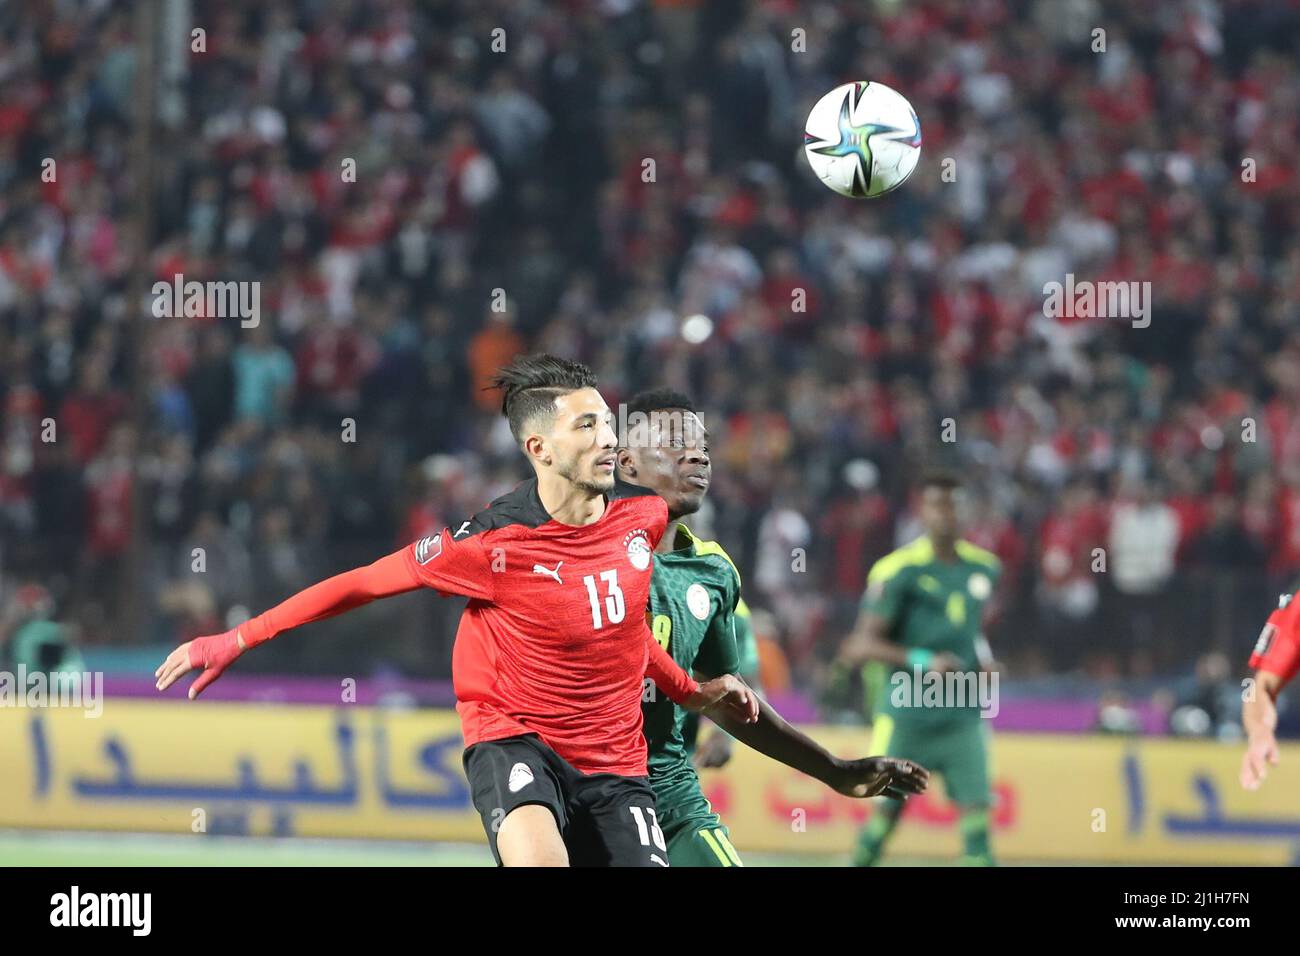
left=508, top=762, right=534, bottom=793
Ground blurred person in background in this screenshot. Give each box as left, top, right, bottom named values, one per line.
left=837, top=471, right=1002, bottom=867
left=1167, top=651, right=1243, bottom=740
left=1106, top=477, right=1180, bottom=674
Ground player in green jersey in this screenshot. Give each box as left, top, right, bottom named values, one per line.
left=837, top=471, right=1002, bottom=866
left=685, top=596, right=757, bottom=770
left=617, top=387, right=930, bottom=867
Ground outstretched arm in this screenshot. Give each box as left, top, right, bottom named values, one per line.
left=1241, top=669, right=1283, bottom=790
left=1241, top=599, right=1300, bottom=790
left=704, top=678, right=929, bottom=799
left=155, top=548, right=421, bottom=698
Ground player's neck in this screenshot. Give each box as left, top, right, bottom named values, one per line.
left=930, top=536, right=959, bottom=562
left=537, top=471, right=608, bottom=526
left=657, top=519, right=684, bottom=553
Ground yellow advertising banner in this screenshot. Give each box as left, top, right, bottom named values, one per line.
left=3, top=701, right=1297, bottom=864
left=700, top=727, right=1300, bottom=864
left=1, top=701, right=483, bottom=842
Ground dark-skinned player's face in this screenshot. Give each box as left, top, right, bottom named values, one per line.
left=617, top=409, right=710, bottom=518
left=919, top=485, right=961, bottom=541
left=537, top=388, right=618, bottom=494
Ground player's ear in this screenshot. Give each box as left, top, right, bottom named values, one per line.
left=616, top=447, right=636, bottom=477
left=523, top=432, right=550, bottom=466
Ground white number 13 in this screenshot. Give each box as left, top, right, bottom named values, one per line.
left=583, top=570, right=625, bottom=629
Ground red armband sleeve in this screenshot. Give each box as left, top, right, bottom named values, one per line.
left=1251, top=601, right=1300, bottom=684
left=240, top=549, right=421, bottom=647
left=645, top=625, right=700, bottom=704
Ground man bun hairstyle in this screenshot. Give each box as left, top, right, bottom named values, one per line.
left=490, top=354, right=598, bottom=445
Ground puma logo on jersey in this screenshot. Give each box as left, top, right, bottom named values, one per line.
left=1279, top=593, right=1293, bottom=609
left=508, top=762, right=534, bottom=793
left=532, top=561, right=563, bottom=583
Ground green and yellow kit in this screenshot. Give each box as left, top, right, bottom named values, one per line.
left=861, top=535, right=1001, bottom=809
left=644, top=524, right=747, bottom=867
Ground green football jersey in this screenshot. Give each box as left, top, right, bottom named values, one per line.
left=732, top=597, right=759, bottom=684
left=861, top=535, right=1000, bottom=724
left=644, top=524, right=742, bottom=777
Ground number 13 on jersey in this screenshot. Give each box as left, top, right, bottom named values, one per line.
left=583, top=570, right=625, bottom=628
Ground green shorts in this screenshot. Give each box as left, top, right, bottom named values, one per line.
left=650, top=764, right=744, bottom=867
left=870, top=712, right=992, bottom=808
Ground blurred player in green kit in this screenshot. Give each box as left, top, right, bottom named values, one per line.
left=617, top=388, right=930, bottom=866
left=838, top=471, right=1002, bottom=866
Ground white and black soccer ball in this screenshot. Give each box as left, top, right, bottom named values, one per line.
left=803, top=81, right=922, bottom=199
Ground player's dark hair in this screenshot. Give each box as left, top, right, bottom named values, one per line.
left=621, top=388, right=702, bottom=450
left=917, top=468, right=962, bottom=492
left=490, top=354, right=598, bottom=444
left=625, top=387, right=697, bottom=418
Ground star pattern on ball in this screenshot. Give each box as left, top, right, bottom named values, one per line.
left=805, top=85, right=912, bottom=197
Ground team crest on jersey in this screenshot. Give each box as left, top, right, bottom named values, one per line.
left=414, top=534, right=442, bottom=565
left=686, top=583, right=711, bottom=620
left=624, top=529, right=652, bottom=570
left=968, top=573, right=992, bottom=600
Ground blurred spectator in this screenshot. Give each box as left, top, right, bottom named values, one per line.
left=1167, top=651, right=1245, bottom=741
left=2, top=0, right=1299, bottom=689
left=1107, top=478, right=1181, bottom=672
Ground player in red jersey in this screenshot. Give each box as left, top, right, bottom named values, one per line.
left=155, top=354, right=757, bottom=866
left=1241, top=591, right=1300, bottom=790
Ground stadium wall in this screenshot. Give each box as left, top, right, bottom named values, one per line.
left=3, top=701, right=1295, bottom=864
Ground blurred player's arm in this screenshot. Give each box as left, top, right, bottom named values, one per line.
left=838, top=607, right=964, bottom=673
left=1241, top=670, right=1283, bottom=791
left=156, top=529, right=492, bottom=699
left=694, top=589, right=927, bottom=798
left=1241, top=598, right=1300, bottom=790
left=704, top=678, right=928, bottom=799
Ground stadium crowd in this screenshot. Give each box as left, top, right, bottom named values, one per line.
left=2, top=0, right=1300, bottom=711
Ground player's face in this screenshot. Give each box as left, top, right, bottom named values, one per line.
left=919, top=486, right=961, bottom=541
left=547, top=388, right=618, bottom=494
left=618, top=409, right=710, bottom=518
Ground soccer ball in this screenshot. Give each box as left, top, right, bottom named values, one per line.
left=803, top=81, right=922, bottom=199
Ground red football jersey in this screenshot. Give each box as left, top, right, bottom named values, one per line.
left=1251, top=594, right=1300, bottom=684
left=403, top=477, right=670, bottom=776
